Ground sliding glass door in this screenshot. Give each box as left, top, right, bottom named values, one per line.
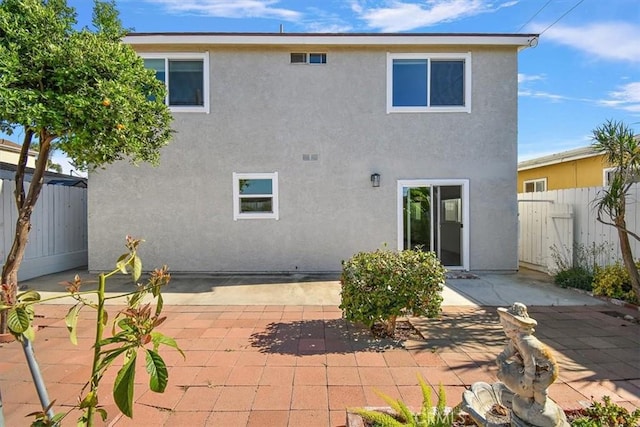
left=397, top=180, right=469, bottom=269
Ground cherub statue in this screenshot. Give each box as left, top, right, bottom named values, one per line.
left=496, top=302, right=558, bottom=408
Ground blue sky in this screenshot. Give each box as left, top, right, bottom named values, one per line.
left=4, top=0, right=640, bottom=171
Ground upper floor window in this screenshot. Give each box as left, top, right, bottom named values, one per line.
left=523, top=178, right=547, bottom=193
left=142, top=52, right=210, bottom=113
left=387, top=52, right=471, bottom=113
left=232, top=172, right=279, bottom=220
left=290, top=52, right=327, bottom=64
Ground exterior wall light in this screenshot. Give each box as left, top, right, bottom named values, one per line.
left=370, top=173, right=381, bottom=187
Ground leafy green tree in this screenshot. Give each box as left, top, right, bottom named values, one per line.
left=46, top=159, right=63, bottom=174
left=0, top=0, right=173, bottom=333
left=591, top=120, right=640, bottom=301
left=28, top=140, right=64, bottom=173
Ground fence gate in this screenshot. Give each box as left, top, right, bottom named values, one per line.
left=518, top=195, right=573, bottom=272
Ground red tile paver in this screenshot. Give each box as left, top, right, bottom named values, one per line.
left=288, top=409, right=330, bottom=427
left=1, top=302, right=637, bottom=427
left=294, top=366, right=328, bottom=385
left=247, top=410, right=290, bottom=426
left=206, top=410, right=250, bottom=426
left=252, top=385, right=293, bottom=410
left=327, top=366, right=361, bottom=386
left=259, top=366, right=295, bottom=386
left=213, top=386, right=257, bottom=411
left=328, top=385, right=367, bottom=410
left=291, top=385, right=329, bottom=409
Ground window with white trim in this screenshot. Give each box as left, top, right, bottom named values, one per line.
left=233, top=172, right=279, bottom=220
left=387, top=52, right=471, bottom=113
left=603, top=167, right=640, bottom=186
left=290, top=52, right=327, bottom=64
left=142, top=52, right=210, bottom=113
left=523, top=178, right=547, bottom=193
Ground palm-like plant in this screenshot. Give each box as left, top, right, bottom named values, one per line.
left=350, top=375, right=457, bottom=426
left=591, top=120, right=640, bottom=302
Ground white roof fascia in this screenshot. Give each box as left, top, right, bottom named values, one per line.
left=123, top=33, right=537, bottom=48
left=518, top=147, right=601, bottom=171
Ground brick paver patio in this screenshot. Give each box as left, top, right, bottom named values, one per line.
left=1, top=303, right=638, bottom=426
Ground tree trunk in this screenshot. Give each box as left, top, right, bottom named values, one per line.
left=384, top=315, right=397, bottom=337
left=616, top=217, right=640, bottom=302
left=0, top=130, right=53, bottom=334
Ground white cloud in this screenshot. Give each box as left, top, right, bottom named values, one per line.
left=354, top=0, right=519, bottom=32
left=537, top=22, right=640, bottom=63
left=599, top=82, right=640, bottom=113
left=518, top=89, right=572, bottom=102
left=519, top=80, right=640, bottom=114
left=518, top=73, right=545, bottom=84
left=145, top=0, right=301, bottom=21
left=302, top=7, right=353, bottom=33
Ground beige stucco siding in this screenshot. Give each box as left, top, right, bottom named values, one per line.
left=89, top=44, right=519, bottom=272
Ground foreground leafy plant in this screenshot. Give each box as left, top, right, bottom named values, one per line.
left=1, top=237, right=183, bottom=426
left=571, top=395, right=640, bottom=427
left=350, top=375, right=457, bottom=426
left=340, top=249, right=446, bottom=336
left=592, top=262, right=640, bottom=304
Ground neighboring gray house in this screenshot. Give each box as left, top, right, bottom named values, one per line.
left=88, top=32, right=537, bottom=273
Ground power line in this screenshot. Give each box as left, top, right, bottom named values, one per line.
left=539, top=0, right=586, bottom=35
left=518, top=0, right=554, bottom=32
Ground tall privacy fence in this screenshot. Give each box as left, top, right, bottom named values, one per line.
left=0, top=179, right=87, bottom=281
left=518, top=183, right=639, bottom=274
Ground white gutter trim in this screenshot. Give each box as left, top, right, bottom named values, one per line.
left=518, top=151, right=601, bottom=171
left=123, top=33, right=537, bottom=47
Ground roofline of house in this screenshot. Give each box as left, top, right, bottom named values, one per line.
left=124, top=32, right=538, bottom=49
left=0, top=138, right=38, bottom=157
left=518, top=146, right=601, bottom=171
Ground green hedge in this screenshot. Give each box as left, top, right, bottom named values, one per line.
left=339, top=249, right=446, bottom=335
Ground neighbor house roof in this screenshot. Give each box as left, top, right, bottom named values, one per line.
left=124, top=32, right=538, bottom=50
left=0, top=138, right=37, bottom=157
left=518, top=146, right=602, bottom=171
left=0, top=161, right=87, bottom=187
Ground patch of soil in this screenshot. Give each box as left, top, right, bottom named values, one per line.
left=370, top=320, right=424, bottom=341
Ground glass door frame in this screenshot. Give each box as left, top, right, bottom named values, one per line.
left=396, top=179, right=470, bottom=270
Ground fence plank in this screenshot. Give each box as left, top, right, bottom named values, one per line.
left=518, top=183, right=640, bottom=272
left=0, top=179, right=87, bottom=281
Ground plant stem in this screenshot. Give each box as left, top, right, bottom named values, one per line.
left=86, top=273, right=106, bottom=426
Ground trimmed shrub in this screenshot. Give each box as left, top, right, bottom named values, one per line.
left=592, top=262, right=640, bottom=304
left=553, top=266, right=593, bottom=291
left=340, top=249, right=446, bottom=336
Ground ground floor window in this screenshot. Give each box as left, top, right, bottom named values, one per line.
left=523, top=178, right=547, bottom=192
left=232, top=172, right=279, bottom=220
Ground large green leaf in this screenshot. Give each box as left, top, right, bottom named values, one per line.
left=65, top=303, right=82, bottom=345
left=7, top=307, right=30, bottom=333
left=23, top=325, right=36, bottom=342
left=151, top=332, right=184, bottom=359
left=17, top=290, right=41, bottom=302
left=132, top=255, right=142, bottom=282
left=97, top=346, right=132, bottom=373
left=145, top=349, right=168, bottom=393
left=116, top=253, right=130, bottom=274
left=113, top=353, right=137, bottom=418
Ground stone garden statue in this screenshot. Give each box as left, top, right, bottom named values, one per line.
left=496, top=302, right=568, bottom=426
left=462, top=302, right=569, bottom=427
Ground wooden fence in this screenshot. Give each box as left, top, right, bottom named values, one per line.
left=0, top=179, right=87, bottom=281
left=518, top=183, right=639, bottom=273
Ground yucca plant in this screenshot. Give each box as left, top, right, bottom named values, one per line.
left=350, top=374, right=458, bottom=426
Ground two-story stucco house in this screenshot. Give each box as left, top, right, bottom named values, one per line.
left=88, top=32, right=537, bottom=273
